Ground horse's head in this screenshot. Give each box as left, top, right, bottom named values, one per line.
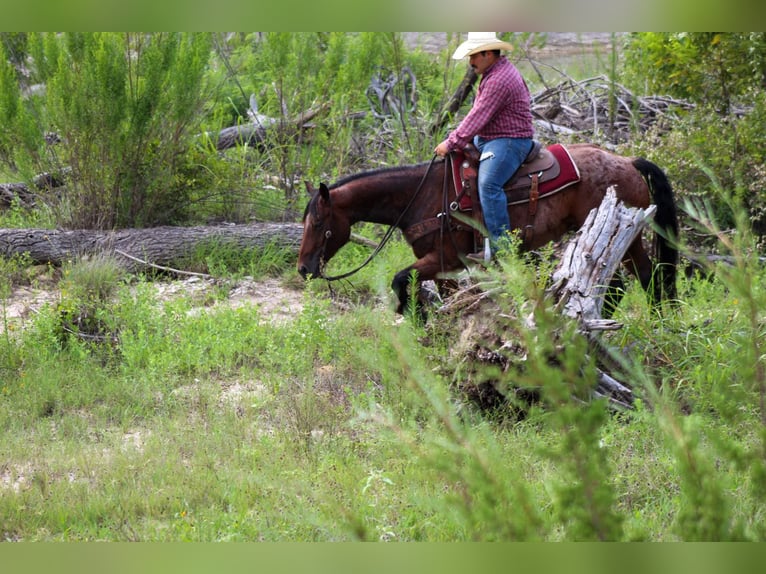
left=297, top=181, right=352, bottom=279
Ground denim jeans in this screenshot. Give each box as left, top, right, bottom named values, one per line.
left=475, top=136, right=533, bottom=252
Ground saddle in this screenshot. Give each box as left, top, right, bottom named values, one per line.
left=402, top=141, right=580, bottom=248
left=449, top=141, right=580, bottom=245
left=451, top=140, right=562, bottom=210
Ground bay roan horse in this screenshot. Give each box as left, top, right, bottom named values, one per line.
left=297, top=143, right=679, bottom=316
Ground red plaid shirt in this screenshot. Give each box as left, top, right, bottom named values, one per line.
left=446, top=56, right=534, bottom=150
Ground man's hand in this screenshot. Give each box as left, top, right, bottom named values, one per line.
left=434, top=141, right=450, bottom=157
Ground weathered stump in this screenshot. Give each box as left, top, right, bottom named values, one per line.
left=447, top=187, right=657, bottom=414
left=547, top=186, right=656, bottom=329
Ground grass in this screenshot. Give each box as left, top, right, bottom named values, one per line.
left=2, top=229, right=766, bottom=541
left=2, top=38, right=765, bottom=541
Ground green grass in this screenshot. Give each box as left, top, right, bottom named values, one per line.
left=2, top=231, right=766, bottom=541
left=2, top=37, right=765, bottom=541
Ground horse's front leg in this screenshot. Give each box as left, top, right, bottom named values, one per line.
left=391, top=265, right=422, bottom=317
left=391, top=252, right=459, bottom=318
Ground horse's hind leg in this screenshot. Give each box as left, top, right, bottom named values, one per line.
left=623, top=238, right=657, bottom=305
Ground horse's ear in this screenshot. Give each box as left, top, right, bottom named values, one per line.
left=304, top=181, right=315, bottom=195
left=319, top=183, right=330, bottom=202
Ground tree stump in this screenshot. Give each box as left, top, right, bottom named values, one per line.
left=447, top=187, right=657, bottom=414
left=547, top=186, right=656, bottom=329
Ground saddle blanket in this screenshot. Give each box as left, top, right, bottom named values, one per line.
left=453, top=143, right=581, bottom=211
left=506, top=143, right=581, bottom=206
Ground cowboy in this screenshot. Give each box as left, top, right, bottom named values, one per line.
left=434, top=32, right=535, bottom=263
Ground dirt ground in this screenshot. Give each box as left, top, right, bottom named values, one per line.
left=1, top=273, right=306, bottom=336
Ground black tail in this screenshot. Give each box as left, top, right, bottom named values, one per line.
left=633, top=158, right=679, bottom=303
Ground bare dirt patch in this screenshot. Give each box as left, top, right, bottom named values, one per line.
left=153, top=275, right=305, bottom=324
left=1, top=275, right=306, bottom=335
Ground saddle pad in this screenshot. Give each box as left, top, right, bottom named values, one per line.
left=506, top=143, right=581, bottom=205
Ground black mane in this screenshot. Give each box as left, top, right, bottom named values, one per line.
left=329, top=161, right=432, bottom=190
left=302, top=159, right=437, bottom=221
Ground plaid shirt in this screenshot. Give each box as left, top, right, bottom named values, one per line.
left=446, top=56, right=534, bottom=150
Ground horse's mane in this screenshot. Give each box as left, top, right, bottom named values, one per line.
left=302, top=160, right=436, bottom=220
left=329, top=161, right=432, bottom=190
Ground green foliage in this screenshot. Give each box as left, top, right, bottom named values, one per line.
left=0, top=252, right=33, bottom=295
left=0, top=196, right=55, bottom=228
left=215, top=32, right=457, bottom=205
left=59, top=254, right=126, bottom=305
left=173, top=238, right=295, bottom=278
left=1, top=33, right=213, bottom=229
left=0, top=253, right=33, bottom=377
left=627, top=93, right=766, bottom=246
left=621, top=33, right=766, bottom=113
left=0, top=38, right=40, bottom=173
left=56, top=254, right=127, bottom=345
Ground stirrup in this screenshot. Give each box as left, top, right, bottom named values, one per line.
left=465, top=238, right=492, bottom=265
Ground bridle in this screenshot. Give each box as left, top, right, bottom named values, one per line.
left=317, top=155, right=440, bottom=282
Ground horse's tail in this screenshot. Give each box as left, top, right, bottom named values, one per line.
left=633, top=158, right=679, bottom=303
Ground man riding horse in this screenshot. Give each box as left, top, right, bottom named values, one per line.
left=434, top=32, right=535, bottom=263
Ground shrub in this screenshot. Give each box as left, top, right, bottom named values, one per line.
left=626, top=95, right=766, bottom=248
left=1, top=33, right=214, bottom=229
left=56, top=254, right=126, bottom=343
left=621, top=33, right=766, bottom=113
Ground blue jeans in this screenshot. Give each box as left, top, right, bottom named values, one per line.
left=475, top=136, right=533, bottom=252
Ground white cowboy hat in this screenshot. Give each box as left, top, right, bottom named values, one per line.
left=452, top=32, right=514, bottom=60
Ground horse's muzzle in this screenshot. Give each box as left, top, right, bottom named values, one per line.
left=298, top=262, right=322, bottom=280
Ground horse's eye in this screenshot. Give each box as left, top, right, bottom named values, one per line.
left=325, top=230, right=332, bottom=239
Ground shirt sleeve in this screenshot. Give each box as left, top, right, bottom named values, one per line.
left=446, top=79, right=509, bottom=150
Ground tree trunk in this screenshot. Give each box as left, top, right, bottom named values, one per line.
left=0, top=223, right=305, bottom=271
left=430, top=67, right=477, bottom=135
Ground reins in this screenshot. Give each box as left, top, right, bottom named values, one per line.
left=321, top=154, right=439, bottom=282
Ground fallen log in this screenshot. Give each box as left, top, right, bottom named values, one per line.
left=0, top=222, right=383, bottom=273
left=0, top=183, right=37, bottom=208
left=0, top=223, right=305, bottom=271
left=210, top=102, right=326, bottom=151
left=0, top=169, right=70, bottom=208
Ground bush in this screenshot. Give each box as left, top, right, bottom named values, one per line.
left=621, top=33, right=766, bottom=113
left=56, top=254, right=126, bottom=344
left=1, top=33, right=213, bottom=229
left=627, top=95, right=766, bottom=248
